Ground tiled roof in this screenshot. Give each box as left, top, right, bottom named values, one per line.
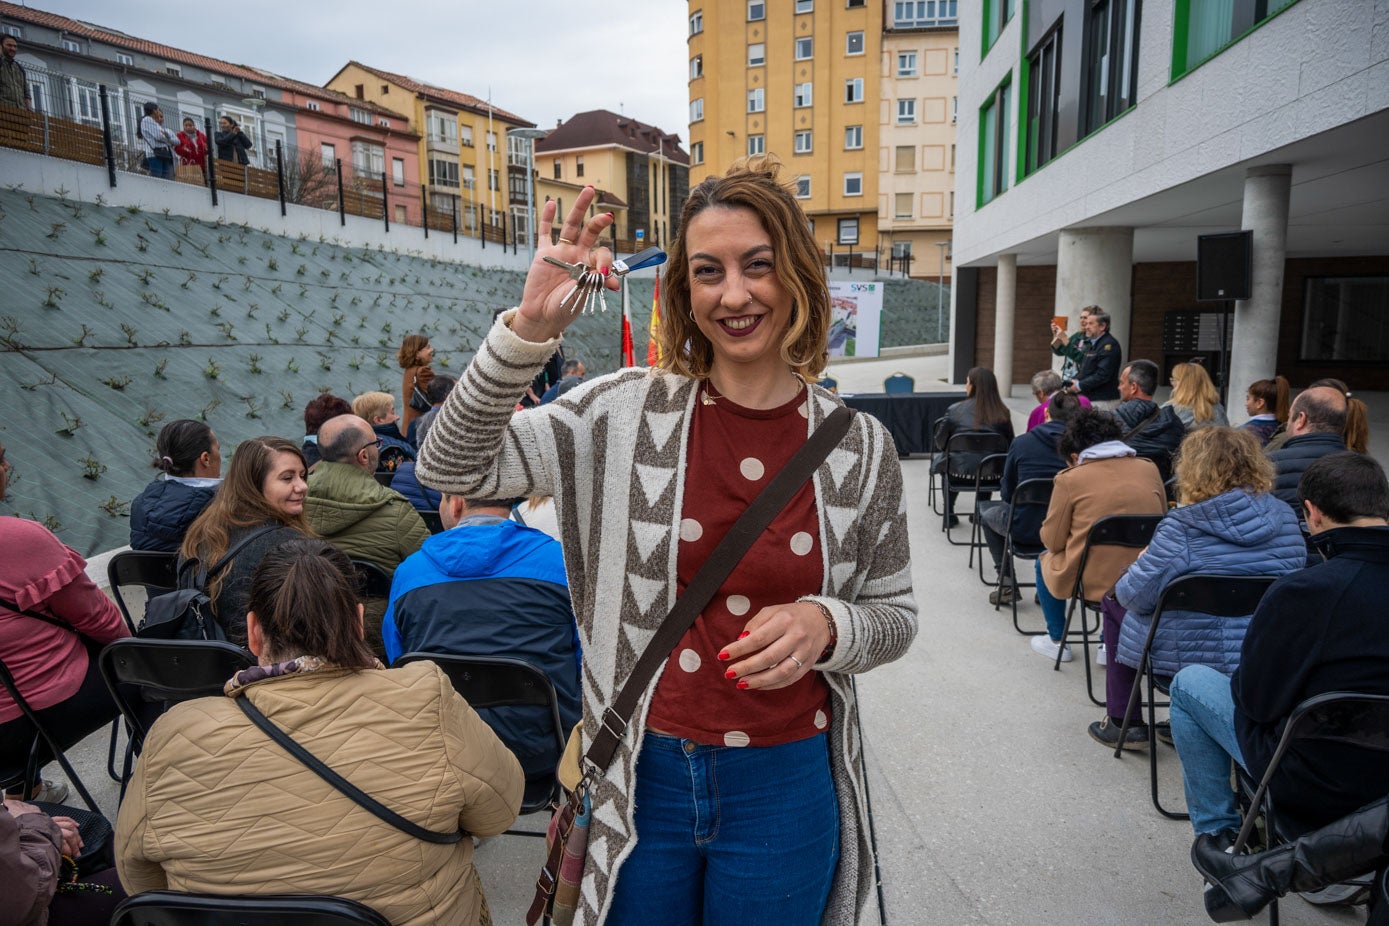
left=0, top=2, right=410, bottom=121
left=536, top=109, right=688, bottom=165
left=340, top=60, right=532, bottom=127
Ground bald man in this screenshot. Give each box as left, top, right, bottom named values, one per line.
left=1267, top=386, right=1349, bottom=511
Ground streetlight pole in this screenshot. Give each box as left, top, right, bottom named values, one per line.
left=936, top=239, right=950, bottom=344
left=510, top=127, right=549, bottom=264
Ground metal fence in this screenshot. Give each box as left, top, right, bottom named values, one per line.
left=1, top=64, right=529, bottom=253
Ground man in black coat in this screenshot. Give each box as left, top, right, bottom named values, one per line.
left=1168, top=452, right=1389, bottom=842
left=979, top=393, right=1082, bottom=602
left=1064, top=307, right=1121, bottom=405
left=1111, top=359, right=1184, bottom=480
left=1267, top=385, right=1347, bottom=509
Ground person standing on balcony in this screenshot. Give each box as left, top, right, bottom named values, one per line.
left=214, top=115, right=252, bottom=165
left=0, top=36, right=29, bottom=111
left=139, top=102, right=179, bottom=181
left=175, top=116, right=208, bottom=179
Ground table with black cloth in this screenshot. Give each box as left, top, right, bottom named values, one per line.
left=841, top=392, right=961, bottom=456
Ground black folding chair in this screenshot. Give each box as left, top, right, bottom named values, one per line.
left=111, top=890, right=390, bottom=926
left=1053, top=514, right=1165, bottom=706
left=0, top=653, right=102, bottom=813
left=928, top=416, right=946, bottom=514
left=939, top=431, right=1010, bottom=542
left=968, top=454, right=1008, bottom=576
left=419, top=510, right=445, bottom=534
left=1114, top=574, right=1278, bottom=819
left=395, top=652, right=566, bottom=834
left=107, top=550, right=179, bottom=632
left=1232, top=692, right=1389, bottom=925
left=372, top=471, right=395, bottom=488
left=988, top=477, right=1055, bottom=635
left=350, top=560, right=394, bottom=599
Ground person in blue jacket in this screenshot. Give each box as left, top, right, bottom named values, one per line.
left=389, top=461, right=442, bottom=514
left=129, top=420, right=221, bottom=552
left=1088, top=426, right=1307, bottom=749
left=382, top=492, right=580, bottom=783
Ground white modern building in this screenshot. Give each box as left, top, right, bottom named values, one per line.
left=950, top=0, right=1389, bottom=403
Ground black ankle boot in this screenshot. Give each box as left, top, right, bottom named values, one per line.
left=1191, top=795, right=1389, bottom=922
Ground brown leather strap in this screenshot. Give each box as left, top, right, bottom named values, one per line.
left=584, top=405, right=856, bottom=772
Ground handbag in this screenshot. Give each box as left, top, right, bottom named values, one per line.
left=526, top=404, right=857, bottom=926
left=409, top=374, right=431, bottom=414
left=31, top=801, right=115, bottom=883
left=138, top=525, right=280, bottom=641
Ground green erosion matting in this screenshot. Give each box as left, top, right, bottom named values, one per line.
left=0, top=187, right=948, bottom=556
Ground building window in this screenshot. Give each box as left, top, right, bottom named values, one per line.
left=575, top=155, right=584, bottom=177
left=459, top=124, right=473, bottom=147
left=748, top=88, right=765, bottom=112
left=749, top=0, right=766, bottom=20
left=796, top=0, right=814, bottom=11
left=748, top=133, right=765, bottom=155
left=1301, top=276, right=1389, bottom=363
left=894, top=0, right=958, bottom=28
left=795, top=130, right=813, bottom=153
left=428, top=157, right=459, bottom=189
left=796, top=37, right=814, bottom=59
left=1026, top=24, right=1062, bottom=175
left=690, top=10, right=703, bottom=35
left=306, top=101, right=322, bottom=112
left=551, top=159, right=561, bottom=179
left=892, top=240, right=912, bottom=261
left=846, top=31, right=865, bottom=55
left=897, top=51, right=918, bottom=76
left=979, top=77, right=1011, bottom=205
left=165, top=63, right=181, bottom=77
left=952, top=96, right=957, bottom=121
left=350, top=107, right=371, bottom=124
left=794, top=82, right=813, bottom=107
left=690, top=97, right=705, bottom=121
left=748, top=43, right=766, bottom=67
left=61, top=38, right=81, bottom=52
left=894, top=193, right=913, bottom=219
left=1, top=25, right=22, bottom=37
left=844, top=124, right=863, bottom=149
left=954, top=47, right=959, bottom=73
left=690, top=55, right=703, bottom=79
left=843, top=172, right=863, bottom=196
left=392, top=158, right=405, bottom=186
left=848, top=0, right=866, bottom=6
left=844, top=77, right=864, bottom=103
left=427, top=112, right=456, bottom=143
left=691, top=141, right=704, bottom=164
left=351, top=140, right=386, bottom=178
left=486, top=131, right=497, bottom=151
left=1174, top=0, right=1299, bottom=77
left=116, top=52, right=134, bottom=65
left=896, top=98, right=916, bottom=123
left=1084, top=0, right=1140, bottom=135
left=378, top=118, right=390, bottom=127
left=984, top=0, right=1016, bottom=50
left=838, top=217, right=859, bottom=244
left=895, top=145, right=914, bottom=172
left=795, top=176, right=811, bottom=198
left=489, top=169, right=499, bottom=192
left=321, top=143, right=336, bottom=166
left=951, top=143, right=956, bottom=170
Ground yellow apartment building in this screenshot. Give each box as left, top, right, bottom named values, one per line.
left=689, top=0, right=957, bottom=275
left=326, top=61, right=534, bottom=237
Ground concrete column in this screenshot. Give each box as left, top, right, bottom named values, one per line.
left=994, top=253, right=1017, bottom=395
left=1054, top=226, right=1135, bottom=359
left=1227, top=165, right=1292, bottom=424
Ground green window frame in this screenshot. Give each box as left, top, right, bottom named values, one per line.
left=982, top=0, right=1016, bottom=56
left=977, top=74, right=1012, bottom=207
left=1172, top=0, right=1301, bottom=80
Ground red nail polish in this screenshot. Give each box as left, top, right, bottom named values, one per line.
left=736, top=681, right=749, bottom=690
left=600, top=266, right=610, bottom=277
left=717, top=651, right=730, bottom=661
left=738, top=631, right=750, bottom=640
left=724, top=669, right=737, bottom=679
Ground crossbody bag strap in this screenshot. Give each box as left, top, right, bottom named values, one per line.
left=1123, top=410, right=1162, bottom=443
left=190, top=525, right=282, bottom=589
left=235, top=695, right=464, bottom=845
left=584, top=404, right=856, bottom=773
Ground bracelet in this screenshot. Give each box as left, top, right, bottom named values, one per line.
left=806, top=599, right=837, bottom=662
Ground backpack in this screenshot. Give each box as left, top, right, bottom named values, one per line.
left=137, top=526, right=279, bottom=641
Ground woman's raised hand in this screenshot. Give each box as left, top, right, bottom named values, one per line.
left=511, top=186, right=620, bottom=343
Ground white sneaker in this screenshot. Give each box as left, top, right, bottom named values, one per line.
left=1096, top=643, right=1108, bottom=666
left=1030, top=635, right=1073, bottom=662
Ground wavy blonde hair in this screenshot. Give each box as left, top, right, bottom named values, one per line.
left=1175, top=426, right=1274, bottom=505
left=1170, top=362, right=1221, bottom=425
left=656, top=155, right=829, bottom=381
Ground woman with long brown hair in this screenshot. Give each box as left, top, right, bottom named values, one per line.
left=1165, top=362, right=1228, bottom=429
left=932, top=365, right=1015, bottom=525
left=179, top=436, right=311, bottom=646
left=397, top=333, right=436, bottom=440
left=418, top=159, right=916, bottom=925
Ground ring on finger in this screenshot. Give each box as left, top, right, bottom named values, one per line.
left=558, top=236, right=575, bottom=245
left=787, top=654, right=804, bottom=670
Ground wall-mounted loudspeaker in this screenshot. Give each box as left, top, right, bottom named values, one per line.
left=1196, top=231, right=1253, bottom=302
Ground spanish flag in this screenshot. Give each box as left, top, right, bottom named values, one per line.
left=620, top=278, right=635, bottom=368
left=646, top=275, right=662, bottom=366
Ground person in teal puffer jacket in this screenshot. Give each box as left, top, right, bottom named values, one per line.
left=1087, top=427, right=1307, bottom=749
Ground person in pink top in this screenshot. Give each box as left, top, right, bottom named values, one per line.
left=0, top=441, right=127, bottom=801
left=1026, top=369, right=1091, bottom=431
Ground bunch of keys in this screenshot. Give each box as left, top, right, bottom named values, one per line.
left=543, top=246, right=667, bottom=315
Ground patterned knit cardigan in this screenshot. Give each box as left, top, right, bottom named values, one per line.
left=417, top=312, right=918, bottom=925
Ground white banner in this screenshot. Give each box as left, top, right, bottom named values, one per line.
left=826, top=280, right=883, bottom=358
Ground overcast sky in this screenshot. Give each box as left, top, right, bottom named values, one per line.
left=33, top=0, right=692, bottom=145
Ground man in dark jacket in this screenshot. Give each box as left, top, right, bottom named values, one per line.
left=981, top=393, right=1081, bottom=603
left=1064, top=307, right=1121, bottom=405
left=1111, top=359, right=1184, bottom=480
left=381, top=493, right=580, bottom=782
left=1267, top=385, right=1347, bottom=509
left=1168, top=452, right=1389, bottom=843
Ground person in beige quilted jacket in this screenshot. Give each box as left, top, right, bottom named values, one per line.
left=115, top=538, right=523, bottom=925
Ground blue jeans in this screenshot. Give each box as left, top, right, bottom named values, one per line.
left=606, top=732, right=840, bottom=926
left=1035, top=558, right=1067, bottom=641
left=145, top=155, right=174, bottom=179
left=1169, top=664, right=1247, bottom=835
